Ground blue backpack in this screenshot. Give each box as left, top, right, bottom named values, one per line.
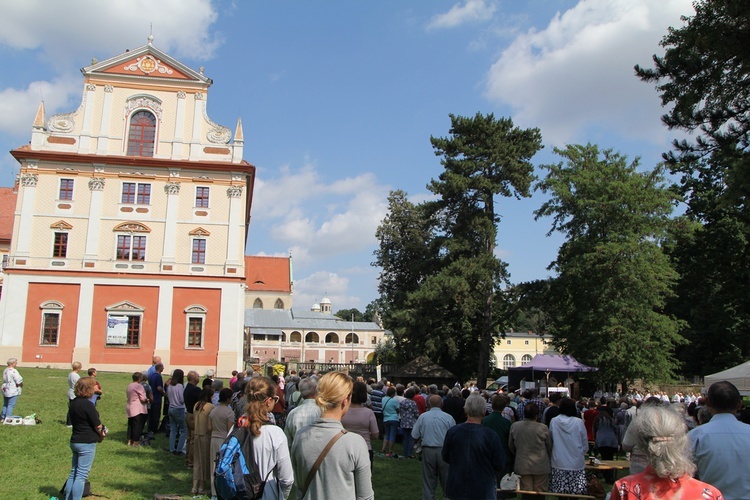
left=214, top=426, right=269, bottom=500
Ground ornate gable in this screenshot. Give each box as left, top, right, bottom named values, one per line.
left=82, top=38, right=211, bottom=86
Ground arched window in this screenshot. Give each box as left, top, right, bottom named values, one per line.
left=305, top=332, right=319, bottom=343
left=503, top=354, right=516, bottom=369
left=274, top=298, right=284, bottom=309
left=289, top=331, right=301, bottom=343
left=489, top=354, right=498, bottom=368
left=325, top=332, right=339, bottom=344
left=281, top=332, right=286, bottom=342
left=345, top=333, right=359, bottom=344
left=127, top=110, right=156, bottom=157
left=253, top=298, right=263, bottom=309
left=521, top=354, right=533, bottom=365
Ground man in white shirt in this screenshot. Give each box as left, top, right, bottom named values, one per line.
left=412, top=395, right=456, bottom=500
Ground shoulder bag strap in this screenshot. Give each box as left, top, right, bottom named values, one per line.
left=300, top=430, right=347, bottom=498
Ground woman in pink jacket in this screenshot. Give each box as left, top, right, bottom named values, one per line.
left=126, top=372, right=149, bottom=447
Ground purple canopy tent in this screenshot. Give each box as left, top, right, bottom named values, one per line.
left=507, top=354, right=597, bottom=392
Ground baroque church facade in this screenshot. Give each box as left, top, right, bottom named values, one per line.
left=0, top=39, right=386, bottom=376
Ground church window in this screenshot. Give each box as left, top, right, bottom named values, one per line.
left=127, top=110, right=156, bottom=157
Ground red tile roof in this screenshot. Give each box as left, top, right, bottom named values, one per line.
left=0, top=187, right=17, bottom=242
left=245, top=255, right=291, bottom=292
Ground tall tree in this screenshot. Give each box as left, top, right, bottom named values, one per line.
left=636, top=0, right=750, bottom=375
left=535, top=144, right=683, bottom=385
left=373, top=114, right=542, bottom=383
left=427, top=113, right=542, bottom=386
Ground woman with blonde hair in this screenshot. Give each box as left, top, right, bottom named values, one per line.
left=241, top=377, right=293, bottom=499
left=291, top=371, right=374, bottom=500
left=610, top=405, right=723, bottom=499
left=64, top=377, right=105, bottom=500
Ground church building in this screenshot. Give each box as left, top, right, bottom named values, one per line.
left=0, top=38, right=253, bottom=375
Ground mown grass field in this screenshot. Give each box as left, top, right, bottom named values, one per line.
left=0, top=367, right=427, bottom=499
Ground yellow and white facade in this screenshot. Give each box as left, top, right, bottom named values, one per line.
left=0, top=39, right=253, bottom=376
left=492, top=330, right=557, bottom=370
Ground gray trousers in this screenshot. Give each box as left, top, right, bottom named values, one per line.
left=421, top=446, right=449, bottom=500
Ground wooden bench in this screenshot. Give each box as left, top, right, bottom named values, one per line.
left=510, top=489, right=596, bottom=500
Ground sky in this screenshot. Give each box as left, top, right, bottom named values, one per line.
left=0, top=0, right=694, bottom=313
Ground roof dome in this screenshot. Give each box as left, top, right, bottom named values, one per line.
left=311, top=303, right=321, bottom=311
left=320, top=297, right=331, bottom=304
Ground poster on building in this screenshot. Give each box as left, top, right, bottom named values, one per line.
left=106, top=316, right=129, bottom=345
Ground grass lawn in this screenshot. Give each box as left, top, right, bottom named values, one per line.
left=0, top=367, right=427, bottom=499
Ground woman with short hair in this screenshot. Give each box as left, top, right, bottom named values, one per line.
left=64, top=377, right=105, bottom=500
left=398, top=388, right=420, bottom=459
left=291, top=371, right=374, bottom=499
left=2, top=358, right=23, bottom=420
left=549, top=398, right=588, bottom=496
left=611, top=405, right=723, bottom=499
left=125, top=372, right=149, bottom=447
left=242, top=377, right=294, bottom=499
left=380, top=386, right=399, bottom=456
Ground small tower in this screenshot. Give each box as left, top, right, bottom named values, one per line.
left=320, top=297, right=332, bottom=314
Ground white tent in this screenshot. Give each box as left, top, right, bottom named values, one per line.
left=704, top=360, right=750, bottom=396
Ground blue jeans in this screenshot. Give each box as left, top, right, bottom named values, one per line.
left=384, top=420, right=398, bottom=442
left=65, top=442, right=97, bottom=500
left=169, top=407, right=187, bottom=453
left=1, top=395, right=19, bottom=419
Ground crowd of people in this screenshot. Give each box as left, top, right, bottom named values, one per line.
left=24, top=356, right=749, bottom=500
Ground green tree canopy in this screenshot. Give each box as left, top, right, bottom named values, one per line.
left=637, top=0, right=750, bottom=376
left=535, top=144, right=683, bottom=385
left=374, top=114, right=542, bottom=384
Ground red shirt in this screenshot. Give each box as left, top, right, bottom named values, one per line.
left=611, top=467, right=723, bottom=500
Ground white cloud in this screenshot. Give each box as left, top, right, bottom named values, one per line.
left=427, top=0, right=497, bottom=30
left=0, top=0, right=221, bottom=68
left=254, top=162, right=390, bottom=266
left=294, top=271, right=355, bottom=312
left=484, top=0, right=694, bottom=146
left=0, top=76, right=81, bottom=138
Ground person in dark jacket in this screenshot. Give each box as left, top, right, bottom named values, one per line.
left=64, top=377, right=105, bottom=500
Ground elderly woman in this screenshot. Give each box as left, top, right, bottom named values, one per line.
left=125, top=372, right=148, bottom=447
left=64, top=377, right=105, bottom=500
left=611, top=405, right=723, bottom=499
left=398, top=388, right=420, bottom=458
left=2, top=358, right=23, bottom=420
left=549, top=398, right=588, bottom=496
left=291, top=371, right=374, bottom=500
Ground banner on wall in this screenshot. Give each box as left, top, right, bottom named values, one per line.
left=106, top=316, right=129, bottom=345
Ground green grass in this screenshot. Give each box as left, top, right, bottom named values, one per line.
left=0, top=368, right=426, bottom=499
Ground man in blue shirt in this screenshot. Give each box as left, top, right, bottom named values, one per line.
left=146, top=363, right=164, bottom=437
left=442, top=394, right=505, bottom=500
left=689, top=380, right=750, bottom=500
left=412, top=395, right=455, bottom=500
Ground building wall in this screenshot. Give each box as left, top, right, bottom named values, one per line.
left=492, top=332, right=558, bottom=370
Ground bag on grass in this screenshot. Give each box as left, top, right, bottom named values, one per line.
left=214, top=426, right=271, bottom=500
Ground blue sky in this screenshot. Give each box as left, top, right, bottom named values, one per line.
left=0, top=0, right=693, bottom=312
